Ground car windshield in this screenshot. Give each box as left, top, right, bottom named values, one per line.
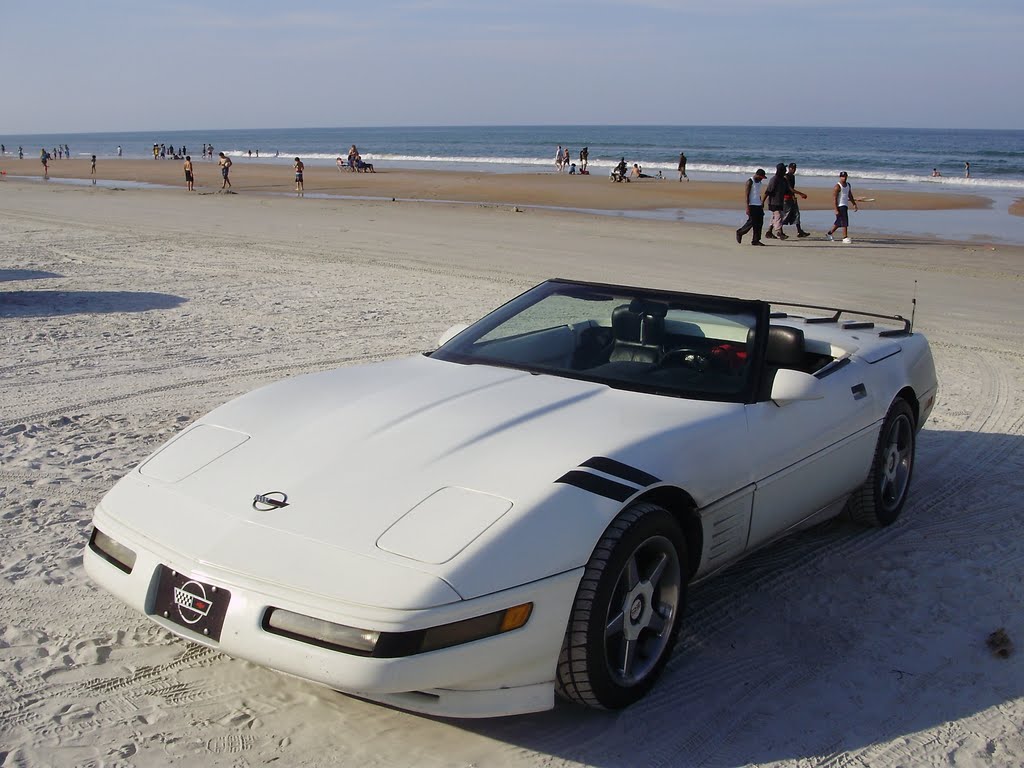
left=431, top=280, right=764, bottom=402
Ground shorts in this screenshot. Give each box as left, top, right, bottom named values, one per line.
left=295, top=173, right=303, bottom=182
left=184, top=171, right=193, bottom=182
left=833, top=205, right=849, bottom=228
left=221, top=167, right=229, bottom=179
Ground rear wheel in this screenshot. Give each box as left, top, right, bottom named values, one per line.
left=556, top=502, right=686, bottom=709
left=848, top=398, right=916, bottom=527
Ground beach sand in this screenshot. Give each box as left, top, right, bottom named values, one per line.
left=1, top=179, right=1023, bottom=767
left=8, top=157, right=994, bottom=213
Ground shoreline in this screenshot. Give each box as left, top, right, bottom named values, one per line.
left=6, top=157, right=994, bottom=213
left=4, top=157, right=1022, bottom=245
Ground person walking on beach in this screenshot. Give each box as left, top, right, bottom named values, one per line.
left=117, top=145, right=122, bottom=157
left=825, top=171, right=858, bottom=243
left=294, top=157, right=304, bottom=196
left=555, top=145, right=564, bottom=173
left=678, top=151, right=688, bottom=181
left=736, top=168, right=767, bottom=246
left=964, top=161, right=970, bottom=178
left=19, top=146, right=24, bottom=160
left=780, top=162, right=810, bottom=237
left=218, top=152, right=232, bottom=191
left=90, top=155, right=97, bottom=184
left=579, top=147, right=588, bottom=172
left=764, top=163, right=794, bottom=240
left=184, top=155, right=194, bottom=191
left=40, top=148, right=49, bottom=178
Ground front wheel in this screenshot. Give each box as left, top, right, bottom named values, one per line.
left=848, top=398, right=916, bottom=527
left=556, top=502, right=686, bottom=709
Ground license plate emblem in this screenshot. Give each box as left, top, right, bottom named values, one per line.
left=153, top=566, right=231, bottom=642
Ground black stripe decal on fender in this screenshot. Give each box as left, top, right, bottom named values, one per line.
left=555, top=470, right=637, bottom=502
left=580, top=456, right=660, bottom=487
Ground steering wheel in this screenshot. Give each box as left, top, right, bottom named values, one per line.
left=660, top=348, right=710, bottom=370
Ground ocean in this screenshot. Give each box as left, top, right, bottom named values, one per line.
left=4, top=125, right=1024, bottom=191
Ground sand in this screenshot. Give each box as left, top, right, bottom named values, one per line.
left=1, top=179, right=1023, bottom=767
left=7, top=157, right=994, bottom=213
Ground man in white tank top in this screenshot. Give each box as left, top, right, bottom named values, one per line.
left=825, top=171, right=859, bottom=243
left=735, top=168, right=768, bottom=245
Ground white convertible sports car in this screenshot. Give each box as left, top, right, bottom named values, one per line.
left=86, top=279, right=937, bottom=718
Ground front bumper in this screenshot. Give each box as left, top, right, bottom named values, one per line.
left=84, top=513, right=583, bottom=718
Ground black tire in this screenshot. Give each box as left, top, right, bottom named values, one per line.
left=848, top=398, right=916, bottom=527
left=556, top=502, right=687, bottom=709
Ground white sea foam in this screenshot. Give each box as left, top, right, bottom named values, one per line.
left=218, top=150, right=1024, bottom=190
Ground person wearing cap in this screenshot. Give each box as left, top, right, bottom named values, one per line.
left=825, top=171, right=858, bottom=243
left=736, top=168, right=768, bottom=246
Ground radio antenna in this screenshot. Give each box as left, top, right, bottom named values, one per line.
left=910, top=280, right=918, bottom=332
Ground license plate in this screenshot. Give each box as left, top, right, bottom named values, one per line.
left=152, top=565, right=231, bottom=642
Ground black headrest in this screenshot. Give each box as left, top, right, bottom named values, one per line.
left=628, top=298, right=668, bottom=318
left=766, top=325, right=805, bottom=366
left=612, top=304, right=665, bottom=345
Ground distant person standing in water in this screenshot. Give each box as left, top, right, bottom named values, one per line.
left=677, top=151, right=688, bottom=181
left=294, top=157, right=304, bottom=196
left=825, top=171, right=858, bottom=243
left=184, top=155, right=194, bottom=191
left=117, top=145, right=122, bottom=157
left=964, top=161, right=970, bottom=178
left=218, top=152, right=232, bottom=191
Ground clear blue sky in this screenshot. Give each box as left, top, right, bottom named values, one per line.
left=3, top=0, right=1021, bottom=133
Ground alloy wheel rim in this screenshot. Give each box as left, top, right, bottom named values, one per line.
left=880, top=414, right=913, bottom=511
left=604, top=534, right=681, bottom=687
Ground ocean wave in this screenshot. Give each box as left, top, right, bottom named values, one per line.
left=216, top=150, right=1024, bottom=190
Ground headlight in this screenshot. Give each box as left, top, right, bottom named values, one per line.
left=262, top=603, right=533, bottom=658
left=263, top=608, right=380, bottom=654
left=89, top=527, right=137, bottom=574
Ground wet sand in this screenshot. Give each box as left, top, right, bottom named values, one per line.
left=10, top=157, right=992, bottom=214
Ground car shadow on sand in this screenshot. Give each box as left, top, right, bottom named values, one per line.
left=0, top=268, right=64, bottom=282
left=0, top=290, right=187, bottom=317
left=451, top=428, right=1024, bottom=767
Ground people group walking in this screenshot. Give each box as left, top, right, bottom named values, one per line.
left=735, top=162, right=862, bottom=245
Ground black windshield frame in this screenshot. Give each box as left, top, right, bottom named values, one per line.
left=429, top=279, right=770, bottom=404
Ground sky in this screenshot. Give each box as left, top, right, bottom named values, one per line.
left=2, top=0, right=1022, bottom=134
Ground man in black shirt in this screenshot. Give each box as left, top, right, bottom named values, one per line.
left=782, top=162, right=811, bottom=238
left=764, top=164, right=791, bottom=240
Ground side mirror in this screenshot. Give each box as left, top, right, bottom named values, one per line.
left=770, top=368, right=824, bottom=406
left=437, top=323, right=469, bottom=348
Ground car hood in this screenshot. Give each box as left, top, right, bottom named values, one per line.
left=108, top=355, right=740, bottom=599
